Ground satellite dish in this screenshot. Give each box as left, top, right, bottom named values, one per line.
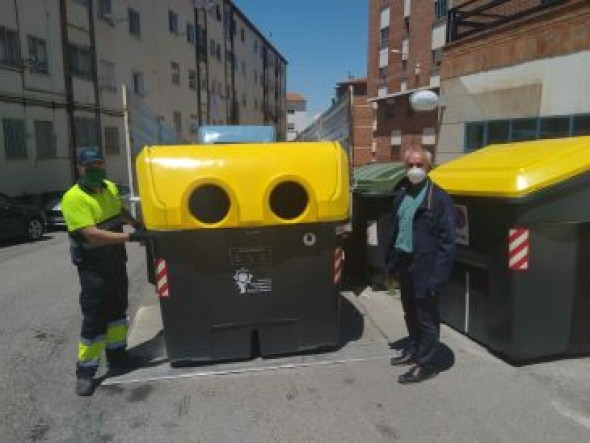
left=409, top=90, right=439, bottom=112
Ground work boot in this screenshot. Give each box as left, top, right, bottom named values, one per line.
left=75, top=377, right=95, bottom=396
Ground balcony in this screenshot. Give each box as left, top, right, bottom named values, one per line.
left=447, top=0, right=567, bottom=43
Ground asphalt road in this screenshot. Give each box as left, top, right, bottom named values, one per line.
left=1, top=231, right=589, bottom=442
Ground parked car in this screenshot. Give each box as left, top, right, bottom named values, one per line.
left=45, top=183, right=132, bottom=229
left=0, top=193, right=47, bottom=242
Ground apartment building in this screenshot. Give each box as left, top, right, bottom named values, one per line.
left=438, top=0, right=590, bottom=161
left=367, top=0, right=449, bottom=162
left=286, top=93, right=309, bottom=141
left=0, top=0, right=287, bottom=199
left=334, top=78, right=373, bottom=166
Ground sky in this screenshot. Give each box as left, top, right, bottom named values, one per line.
left=233, top=0, right=368, bottom=117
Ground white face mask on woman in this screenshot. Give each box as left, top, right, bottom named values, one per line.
left=407, top=166, right=427, bottom=185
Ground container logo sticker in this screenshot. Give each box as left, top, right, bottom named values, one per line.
left=233, top=267, right=272, bottom=294
left=454, top=205, right=469, bottom=246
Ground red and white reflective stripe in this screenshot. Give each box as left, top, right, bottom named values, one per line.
left=155, top=258, right=170, bottom=298
left=508, top=227, right=529, bottom=271
left=334, top=247, right=344, bottom=284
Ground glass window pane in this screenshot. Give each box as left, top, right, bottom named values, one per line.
left=465, top=123, right=485, bottom=152
left=511, top=118, right=538, bottom=142
left=572, top=115, right=590, bottom=136
left=487, top=120, right=510, bottom=144
left=539, top=116, right=569, bottom=139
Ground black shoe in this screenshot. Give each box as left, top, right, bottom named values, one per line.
left=390, top=352, right=414, bottom=366
left=75, top=377, right=95, bottom=396
left=398, top=364, right=438, bottom=384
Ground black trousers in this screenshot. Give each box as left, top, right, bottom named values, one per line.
left=76, top=259, right=128, bottom=376
left=398, top=256, right=440, bottom=365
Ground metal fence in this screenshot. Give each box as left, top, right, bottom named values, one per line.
left=295, top=89, right=352, bottom=162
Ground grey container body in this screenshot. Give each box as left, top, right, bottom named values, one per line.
left=151, top=223, right=341, bottom=364
left=441, top=171, right=590, bottom=362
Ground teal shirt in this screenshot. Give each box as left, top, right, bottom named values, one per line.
left=394, top=184, right=428, bottom=253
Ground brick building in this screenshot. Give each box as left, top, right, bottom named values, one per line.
left=438, top=0, right=590, bottom=161
left=366, top=0, right=450, bottom=163
left=335, top=77, right=373, bottom=166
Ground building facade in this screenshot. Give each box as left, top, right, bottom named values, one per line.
left=0, top=0, right=287, bottom=199
left=286, top=93, right=309, bottom=141
left=438, top=0, right=590, bottom=162
left=335, top=78, right=373, bottom=166
left=367, top=0, right=449, bottom=163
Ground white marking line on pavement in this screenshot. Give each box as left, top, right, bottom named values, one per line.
left=103, top=355, right=392, bottom=386
left=552, top=400, right=590, bottom=431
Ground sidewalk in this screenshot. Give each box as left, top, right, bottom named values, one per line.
left=104, top=285, right=590, bottom=441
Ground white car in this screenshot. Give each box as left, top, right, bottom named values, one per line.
left=45, top=183, right=132, bottom=229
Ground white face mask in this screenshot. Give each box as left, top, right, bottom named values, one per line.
left=407, top=166, right=427, bottom=185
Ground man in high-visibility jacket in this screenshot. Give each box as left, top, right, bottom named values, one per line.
left=62, top=147, right=145, bottom=396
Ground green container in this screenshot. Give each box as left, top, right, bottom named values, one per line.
left=353, top=162, right=406, bottom=194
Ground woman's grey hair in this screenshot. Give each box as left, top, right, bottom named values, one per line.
left=403, top=146, right=432, bottom=169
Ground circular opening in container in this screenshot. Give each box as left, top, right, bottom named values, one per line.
left=269, top=181, right=308, bottom=220
left=188, top=184, right=230, bottom=224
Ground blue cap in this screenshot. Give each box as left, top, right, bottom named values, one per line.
left=77, top=147, right=104, bottom=165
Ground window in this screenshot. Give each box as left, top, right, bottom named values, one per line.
left=3, top=118, right=27, bottom=159
left=188, top=69, right=196, bottom=89
left=216, top=43, right=221, bottom=61
left=215, top=5, right=222, bottom=21
left=169, top=10, right=178, bottom=34
left=287, top=109, right=295, bottom=115
left=74, top=118, right=97, bottom=148
left=69, top=44, right=91, bottom=79
left=432, top=48, right=443, bottom=73
left=379, top=66, right=388, bottom=79
left=171, top=62, right=180, bottom=85
left=132, top=71, right=144, bottom=96
left=187, top=23, right=196, bottom=44
left=380, top=27, right=389, bottom=49
left=173, top=111, right=182, bottom=134
left=465, top=122, right=486, bottom=152
left=487, top=120, right=510, bottom=144
left=240, top=28, right=245, bottom=42
left=539, top=116, right=570, bottom=139
left=434, top=0, right=448, bottom=21
left=99, top=60, right=116, bottom=92
left=512, top=118, right=538, bottom=142
left=128, top=8, right=141, bottom=37
left=35, top=121, right=55, bottom=158
left=0, top=26, right=21, bottom=67
left=98, top=0, right=112, bottom=18
left=572, top=115, right=590, bottom=136
left=104, top=126, right=119, bottom=155
left=27, top=36, right=49, bottom=74
left=288, top=123, right=295, bottom=131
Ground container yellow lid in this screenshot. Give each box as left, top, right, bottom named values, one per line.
left=136, top=142, right=350, bottom=230
left=430, top=137, right=590, bottom=198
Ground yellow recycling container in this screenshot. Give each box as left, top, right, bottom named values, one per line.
left=430, top=136, right=590, bottom=361
left=136, top=139, right=350, bottom=365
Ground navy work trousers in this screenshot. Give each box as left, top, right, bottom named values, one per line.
left=398, top=255, right=440, bottom=365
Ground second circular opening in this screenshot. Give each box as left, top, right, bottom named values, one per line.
left=269, top=181, right=308, bottom=220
